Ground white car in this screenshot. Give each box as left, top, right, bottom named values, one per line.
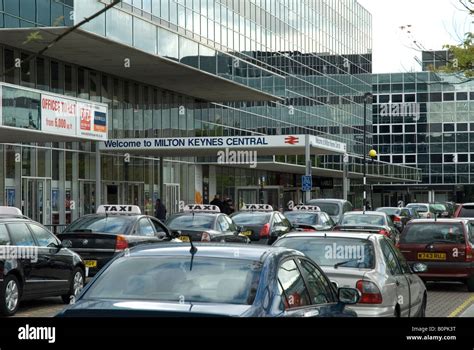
left=273, top=231, right=427, bottom=317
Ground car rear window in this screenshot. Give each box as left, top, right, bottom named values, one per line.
left=407, top=204, right=428, bottom=212
left=341, top=214, right=384, bottom=226
left=309, top=203, right=340, bottom=216
left=83, top=256, right=262, bottom=305
left=284, top=212, right=319, bottom=225
left=65, top=216, right=133, bottom=234
left=376, top=208, right=400, bottom=216
left=274, top=237, right=375, bottom=269
left=166, top=215, right=215, bottom=230
left=458, top=205, right=474, bottom=217
left=231, top=213, right=271, bottom=225
left=401, top=223, right=465, bottom=244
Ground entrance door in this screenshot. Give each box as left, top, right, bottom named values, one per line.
left=105, top=184, right=119, bottom=204
left=22, top=178, right=51, bottom=224
left=236, top=186, right=282, bottom=210
left=164, top=184, right=180, bottom=216
left=79, top=181, right=96, bottom=216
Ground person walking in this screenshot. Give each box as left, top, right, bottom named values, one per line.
left=155, top=199, right=167, bottom=222
left=210, top=194, right=224, bottom=212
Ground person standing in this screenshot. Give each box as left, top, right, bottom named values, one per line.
left=155, top=199, right=167, bottom=222
left=210, top=194, right=224, bottom=212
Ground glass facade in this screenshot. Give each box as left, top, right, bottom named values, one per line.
left=373, top=67, right=474, bottom=203
left=0, top=0, right=419, bottom=224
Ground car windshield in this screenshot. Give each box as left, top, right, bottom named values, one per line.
left=341, top=214, right=384, bottom=226
left=65, top=216, right=133, bottom=234
left=83, top=256, right=262, bottom=305
left=458, top=205, right=474, bottom=217
left=310, top=203, right=339, bottom=216
left=274, top=237, right=375, bottom=269
left=407, top=204, right=428, bottom=213
left=400, top=223, right=465, bottom=244
left=166, top=215, right=215, bottom=230
left=231, top=213, right=271, bottom=225
left=376, top=208, right=400, bottom=216
left=284, top=212, right=319, bottom=225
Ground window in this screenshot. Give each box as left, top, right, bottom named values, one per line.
left=0, top=225, right=11, bottom=245
left=217, top=215, right=230, bottom=232
left=224, top=216, right=238, bottom=232
left=277, top=259, right=311, bottom=309
left=137, top=218, right=156, bottom=236
left=386, top=239, right=411, bottom=274
left=150, top=218, right=165, bottom=234
left=7, top=223, right=36, bottom=246
left=29, top=224, right=57, bottom=247
left=380, top=239, right=401, bottom=275
left=298, top=259, right=335, bottom=304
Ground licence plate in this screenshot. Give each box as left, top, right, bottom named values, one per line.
left=417, top=252, right=446, bottom=261
left=84, top=260, right=97, bottom=268
left=179, top=236, right=190, bottom=242
left=242, top=231, right=253, bottom=236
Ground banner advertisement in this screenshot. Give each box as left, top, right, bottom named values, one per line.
left=41, top=94, right=77, bottom=137
left=77, top=102, right=108, bottom=140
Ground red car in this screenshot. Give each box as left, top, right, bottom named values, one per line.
left=398, top=219, right=474, bottom=291
left=454, top=203, right=474, bottom=218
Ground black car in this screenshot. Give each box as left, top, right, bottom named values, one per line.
left=57, top=205, right=177, bottom=277
left=165, top=204, right=249, bottom=244
left=0, top=206, right=85, bottom=316
left=283, top=205, right=335, bottom=232
left=231, top=204, right=293, bottom=244
left=57, top=243, right=360, bottom=317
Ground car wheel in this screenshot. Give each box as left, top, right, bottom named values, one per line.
left=61, top=267, right=85, bottom=304
left=466, top=276, right=474, bottom=292
left=0, top=275, right=21, bottom=316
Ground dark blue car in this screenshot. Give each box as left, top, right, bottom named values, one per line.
left=57, top=243, right=360, bottom=317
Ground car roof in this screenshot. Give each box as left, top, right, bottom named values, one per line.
left=0, top=216, right=33, bottom=222
left=344, top=211, right=385, bottom=216
left=459, top=203, right=474, bottom=206
left=170, top=212, right=220, bottom=217
left=278, top=231, right=377, bottom=241
left=308, top=199, right=346, bottom=203
left=408, top=218, right=470, bottom=224
left=128, top=243, right=303, bottom=262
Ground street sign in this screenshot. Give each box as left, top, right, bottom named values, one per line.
left=302, top=176, right=312, bottom=192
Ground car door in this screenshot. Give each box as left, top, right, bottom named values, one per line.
left=6, top=222, right=48, bottom=297
left=28, top=223, right=71, bottom=295
left=380, top=238, right=411, bottom=317
left=386, top=239, right=425, bottom=317
left=132, top=218, right=161, bottom=246
left=296, top=258, right=347, bottom=317
left=275, top=258, right=313, bottom=317
left=149, top=217, right=171, bottom=240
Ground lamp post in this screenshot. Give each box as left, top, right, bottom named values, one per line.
left=363, top=92, right=373, bottom=213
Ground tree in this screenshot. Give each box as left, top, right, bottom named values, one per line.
left=437, top=1, right=474, bottom=77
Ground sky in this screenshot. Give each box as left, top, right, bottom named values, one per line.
left=357, top=0, right=473, bottom=73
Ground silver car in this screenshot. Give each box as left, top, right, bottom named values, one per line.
left=273, top=231, right=427, bottom=317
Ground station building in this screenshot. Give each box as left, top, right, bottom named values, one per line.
left=0, top=0, right=418, bottom=226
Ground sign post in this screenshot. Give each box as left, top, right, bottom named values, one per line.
left=343, top=153, right=349, bottom=201
left=304, top=134, right=312, bottom=203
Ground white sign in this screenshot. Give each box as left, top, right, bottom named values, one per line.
left=241, top=204, right=273, bottom=212
left=183, top=204, right=220, bottom=213
left=77, top=101, right=108, bottom=140
left=293, top=205, right=321, bottom=212
left=41, top=94, right=77, bottom=137
left=97, top=205, right=141, bottom=214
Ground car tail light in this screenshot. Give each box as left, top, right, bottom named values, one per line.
left=201, top=232, right=211, bottom=242
left=260, top=223, right=270, bottom=238
left=115, top=235, right=129, bottom=251
left=378, top=229, right=390, bottom=237
left=356, top=280, right=383, bottom=304
left=303, top=228, right=316, bottom=232
left=466, top=243, right=473, bottom=262
left=393, top=216, right=401, bottom=222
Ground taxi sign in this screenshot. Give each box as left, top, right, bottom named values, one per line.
left=183, top=204, right=221, bottom=213
left=0, top=206, right=23, bottom=216
left=241, top=204, right=274, bottom=212
left=96, top=205, right=142, bottom=215
left=293, top=205, right=321, bottom=212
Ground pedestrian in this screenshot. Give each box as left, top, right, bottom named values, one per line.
left=155, top=198, right=167, bottom=222
left=210, top=194, right=224, bottom=212
left=222, top=198, right=234, bottom=215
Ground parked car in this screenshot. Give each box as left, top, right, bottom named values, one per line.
left=376, top=207, right=420, bottom=232
left=444, top=202, right=456, bottom=218
left=273, top=231, right=427, bottom=317
left=165, top=204, right=249, bottom=244
left=283, top=205, right=335, bottom=232
left=57, top=205, right=178, bottom=277
left=335, top=211, right=399, bottom=242
left=406, top=203, right=437, bottom=219
left=231, top=204, right=292, bottom=245
left=57, top=243, right=360, bottom=317
left=306, top=199, right=353, bottom=224
left=0, top=206, right=85, bottom=316
left=454, top=203, right=474, bottom=218
left=431, top=203, right=449, bottom=218
left=398, top=218, right=474, bottom=291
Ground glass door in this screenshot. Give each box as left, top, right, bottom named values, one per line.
left=164, top=184, right=180, bottom=216
left=22, top=178, right=51, bottom=224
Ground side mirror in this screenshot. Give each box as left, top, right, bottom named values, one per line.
left=338, top=288, right=360, bottom=305
left=61, top=240, right=72, bottom=249
left=171, top=230, right=182, bottom=239
left=411, top=263, right=428, bottom=273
